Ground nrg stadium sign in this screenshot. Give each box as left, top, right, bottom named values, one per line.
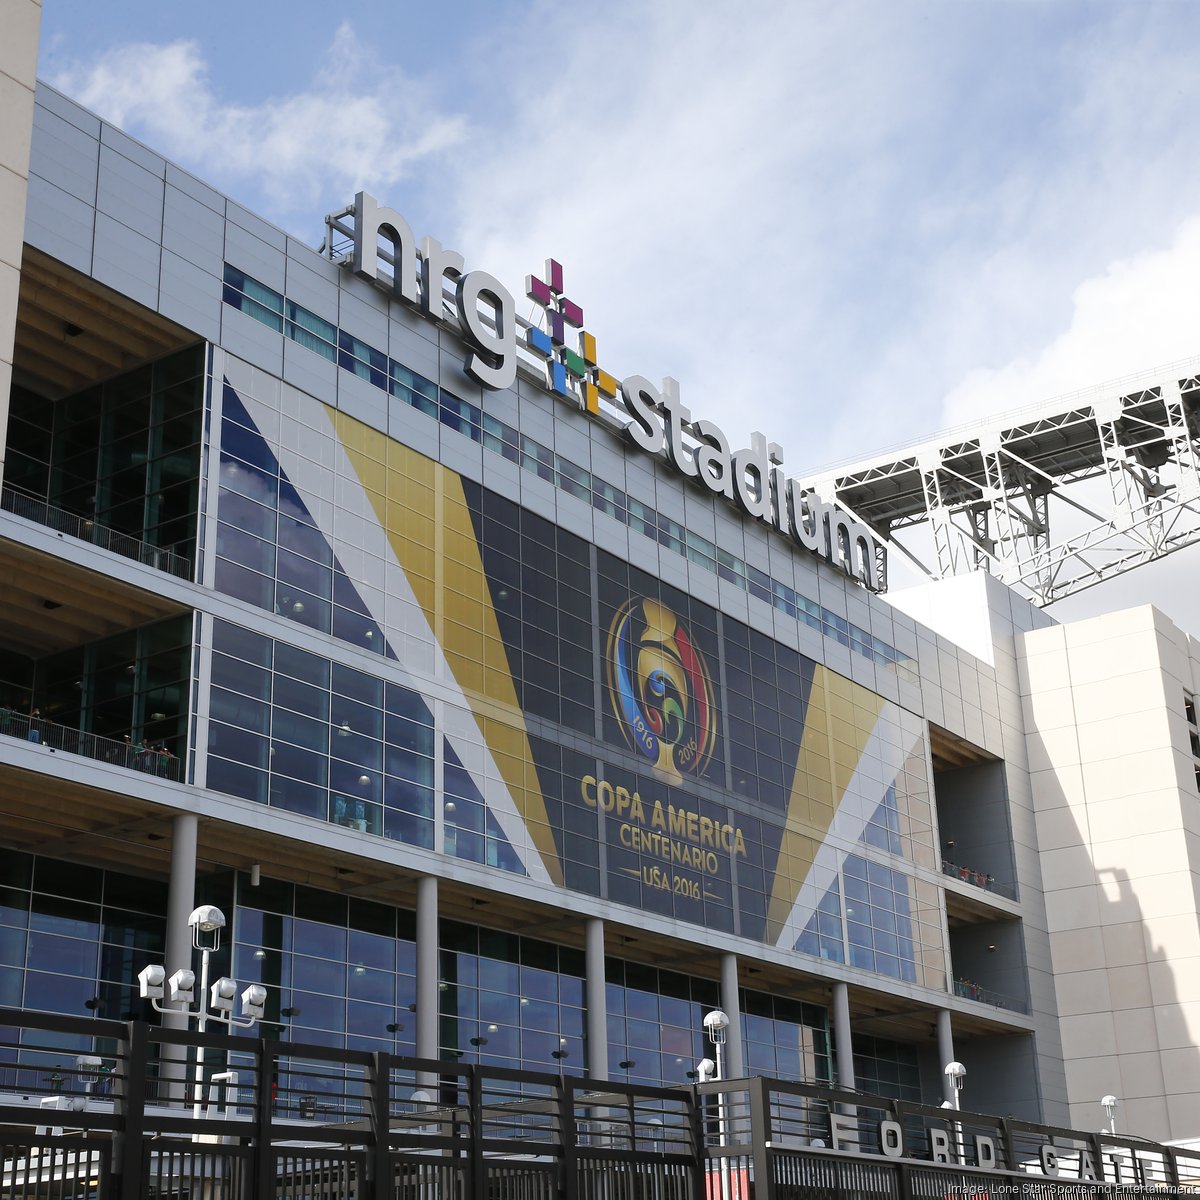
left=329, top=192, right=884, bottom=592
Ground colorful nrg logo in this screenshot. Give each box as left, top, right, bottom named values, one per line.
left=606, top=598, right=717, bottom=784
left=525, top=260, right=620, bottom=416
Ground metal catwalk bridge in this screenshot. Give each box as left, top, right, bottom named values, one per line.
left=808, top=358, right=1200, bottom=606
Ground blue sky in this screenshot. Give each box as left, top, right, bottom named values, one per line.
left=35, top=1, right=1200, bottom=618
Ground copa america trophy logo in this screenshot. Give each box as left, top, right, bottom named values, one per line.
left=605, top=598, right=717, bottom=784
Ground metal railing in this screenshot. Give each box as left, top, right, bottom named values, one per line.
left=4, top=1006, right=1199, bottom=1199
left=0, top=709, right=182, bottom=782
left=942, top=857, right=1017, bottom=900
left=952, top=978, right=1029, bottom=1013
left=1, top=485, right=192, bottom=579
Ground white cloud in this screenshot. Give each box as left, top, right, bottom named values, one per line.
left=446, top=1, right=938, bottom=465
left=51, top=24, right=466, bottom=226
left=45, top=3, right=1200, bottom=483
left=940, top=217, right=1200, bottom=431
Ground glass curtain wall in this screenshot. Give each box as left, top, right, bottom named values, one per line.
left=0, top=616, right=192, bottom=757
left=3, top=856, right=944, bottom=1101
left=4, top=345, right=204, bottom=559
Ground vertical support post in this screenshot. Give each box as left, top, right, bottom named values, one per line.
left=415, top=876, right=439, bottom=1088
left=719, top=954, right=744, bottom=1081
left=832, top=983, right=855, bottom=1091
left=1166, top=1146, right=1183, bottom=1191
left=998, top=1117, right=1016, bottom=1172
left=936, top=1010, right=955, bottom=1105
left=369, top=1052, right=391, bottom=1200
left=748, top=1075, right=774, bottom=1200
left=688, top=1075, right=706, bottom=1200
left=254, top=1038, right=276, bottom=1200
left=585, top=918, right=608, bottom=1080
left=558, top=1073, right=577, bottom=1200
left=469, top=1065, right=485, bottom=1200
left=115, top=1020, right=149, bottom=1200
left=162, top=813, right=197, bottom=1103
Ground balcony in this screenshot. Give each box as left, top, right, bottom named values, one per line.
left=952, top=977, right=1028, bottom=1014
left=941, top=858, right=1016, bottom=901
left=2, top=487, right=192, bottom=580
left=0, top=708, right=182, bottom=783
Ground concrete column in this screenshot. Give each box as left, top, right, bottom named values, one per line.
left=161, top=814, right=197, bottom=1100
left=719, top=953, right=744, bottom=1080
left=585, top=918, right=608, bottom=1080
left=937, top=1009, right=956, bottom=1104
left=415, top=876, right=439, bottom=1062
left=832, top=983, right=855, bottom=1090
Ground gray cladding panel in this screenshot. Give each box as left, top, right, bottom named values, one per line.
left=163, top=184, right=226, bottom=274
left=219, top=305, right=284, bottom=376
left=285, top=254, right=340, bottom=324
left=224, top=221, right=286, bottom=293
left=29, top=105, right=98, bottom=203
left=159, top=249, right=221, bottom=342
left=99, top=122, right=167, bottom=178
left=34, top=83, right=102, bottom=137
left=97, top=144, right=165, bottom=242
left=165, top=163, right=225, bottom=214
left=91, top=211, right=160, bottom=309
left=24, top=173, right=94, bottom=270
left=282, top=337, right=338, bottom=402
left=226, top=199, right=286, bottom=250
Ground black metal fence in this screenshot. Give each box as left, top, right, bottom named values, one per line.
left=1, top=485, right=193, bottom=579
left=0, top=709, right=183, bottom=782
left=3, top=1007, right=1198, bottom=1199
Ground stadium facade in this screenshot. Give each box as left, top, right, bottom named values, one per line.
left=3, top=10, right=1200, bottom=1148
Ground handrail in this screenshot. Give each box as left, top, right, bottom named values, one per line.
left=0, top=708, right=182, bottom=782
left=941, top=858, right=1017, bottom=900
left=1, top=485, right=192, bottom=580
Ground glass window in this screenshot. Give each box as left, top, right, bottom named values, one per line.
left=286, top=302, right=337, bottom=359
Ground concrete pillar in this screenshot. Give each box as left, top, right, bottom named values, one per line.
left=937, top=1009, right=956, bottom=1104
left=585, top=918, right=608, bottom=1080
left=415, top=876, right=439, bottom=1062
left=719, top=953, right=744, bottom=1080
left=164, top=814, right=198, bottom=988
left=161, top=814, right=197, bottom=1100
left=832, top=982, right=855, bottom=1090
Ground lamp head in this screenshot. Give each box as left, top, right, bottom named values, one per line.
left=944, top=1061, right=966, bottom=1090
left=1101, top=1094, right=1119, bottom=1115
left=210, top=977, right=238, bottom=1014
left=138, top=963, right=166, bottom=1000
left=188, top=904, right=226, bottom=950
left=189, top=904, right=226, bottom=932
left=167, top=967, right=196, bottom=1005
left=241, top=983, right=267, bottom=1021
left=703, top=1009, right=730, bottom=1045
left=695, top=1057, right=717, bottom=1083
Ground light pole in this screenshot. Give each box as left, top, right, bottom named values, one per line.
left=703, top=1009, right=731, bottom=1200
left=943, top=1061, right=966, bottom=1166
left=943, top=1060, right=966, bottom=1110
left=1102, top=1094, right=1119, bottom=1135
left=138, top=905, right=267, bottom=1120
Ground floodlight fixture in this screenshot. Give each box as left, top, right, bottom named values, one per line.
left=241, top=984, right=267, bottom=1021
left=138, top=964, right=166, bottom=1000
left=209, top=977, right=238, bottom=1014
left=168, top=968, right=196, bottom=1005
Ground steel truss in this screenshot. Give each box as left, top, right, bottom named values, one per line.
left=809, top=365, right=1200, bottom=606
